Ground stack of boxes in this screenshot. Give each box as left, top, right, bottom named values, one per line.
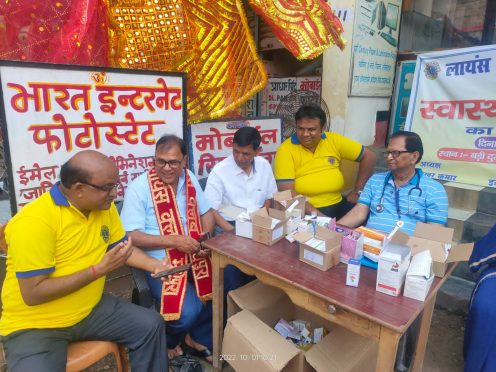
left=232, top=189, right=474, bottom=300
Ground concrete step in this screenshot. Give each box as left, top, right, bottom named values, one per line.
left=477, top=186, right=496, bottom=215
left=462, top=211, right=496, bottom=242
left=447, top=207, right=474, bottom=243
left=444, top=182, right=496, bottom=216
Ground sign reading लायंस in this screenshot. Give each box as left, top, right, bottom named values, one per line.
left=405, top=45, right=496, bottom=188
left=0, top=62, right=186, bottom=211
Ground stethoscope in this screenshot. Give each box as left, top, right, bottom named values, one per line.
left=375, top=169, right=423, bottom=218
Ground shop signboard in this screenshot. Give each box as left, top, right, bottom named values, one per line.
left=188, top=117, right=282, bottom=180
left=405, top=45, right=496, bottom=188
left=350, top=0, right=402, bottom=96
left=0, top=61, right=186, bottom=212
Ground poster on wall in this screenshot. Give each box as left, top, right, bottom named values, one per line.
left=349, top=0, right=401, bottom=96
left=390, top=60, right=416, bottom=134
left=405, top=45, right=496, bottom=188
left=0, top=62, right=186, bottom=212
left=188, top=117, right=282, bottom=180
left=260, top=76, right=321, bottom=116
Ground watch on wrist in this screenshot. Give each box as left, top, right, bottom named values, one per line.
left=356, top=190, right=363, bottom=196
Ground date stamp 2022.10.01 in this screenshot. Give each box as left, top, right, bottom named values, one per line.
left=220, top=353, right=277, bottom=362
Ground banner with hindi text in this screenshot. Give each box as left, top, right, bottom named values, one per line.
left=189, top=117, right=282, bottom=180
left=0, top=62, right=186, bottom=212
left=405, top=45, right=496, bottom=188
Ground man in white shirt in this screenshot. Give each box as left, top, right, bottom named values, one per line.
left=205, top=126, right=277, bottom=230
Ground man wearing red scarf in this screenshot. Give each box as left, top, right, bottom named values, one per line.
left=121, top=135, right=235, bottom=362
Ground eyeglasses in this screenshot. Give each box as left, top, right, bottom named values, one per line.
left=81, top=181, right=119, bottom=193
left=383, top=150, right=412, bottom=158
left=154, top=156, right=184, bottom=169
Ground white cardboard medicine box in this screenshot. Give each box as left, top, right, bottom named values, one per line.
left=404, top=273, right=434, bottom=301
left=251, top=207, right=287, bottom=246
left=236, top=218, right=253, bottom=239
left=294, top=226, right=341, bottom=271
left=376, top=242, right=411, bottom=296
left=403, top=251, right=435, bottom=301
left=224, top=281, right=378, bottom=372
left=392, top=222, right=474, bottom=278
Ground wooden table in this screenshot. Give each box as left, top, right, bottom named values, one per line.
left=204, top=232, right=455, bottom=372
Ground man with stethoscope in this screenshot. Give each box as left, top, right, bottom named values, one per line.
left=338, top=130, right=448, bottom=372
left=338, top=130, right=448, bottom=235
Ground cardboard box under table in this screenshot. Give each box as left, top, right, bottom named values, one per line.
left=294, top=226, right=341, bottom=271
left=251, top=208, right=287, bottom=246
left=393, top=222, right=474, bottom=278
left=224, top=280, right=378, bottom=372
left=206, top=231, right=456, bottom=372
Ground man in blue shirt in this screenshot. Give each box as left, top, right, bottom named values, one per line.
left=338, top=130, right=448, bottom=371
left=338, top=131, right=448, bottom=234
left=121, top=135, right=216, bottom=361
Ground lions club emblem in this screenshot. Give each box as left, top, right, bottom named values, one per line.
left=424, top=61, right=440, bottom=80
left=101, top=226, right=110, bottom=243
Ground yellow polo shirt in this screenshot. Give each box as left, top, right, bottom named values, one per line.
left=274, top=132, right=363, bottom=208
left=0, top=184, right=126, bottom=336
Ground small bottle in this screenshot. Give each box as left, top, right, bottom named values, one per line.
left=310, top=211, right=317, bottom=237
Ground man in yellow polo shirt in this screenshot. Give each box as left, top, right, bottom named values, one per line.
left=1, top=150, right=169, bottom=372
left=274, top=105, right=376, bottom=219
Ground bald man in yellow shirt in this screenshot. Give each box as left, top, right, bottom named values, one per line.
left=1, top=151, right=169, bottom=372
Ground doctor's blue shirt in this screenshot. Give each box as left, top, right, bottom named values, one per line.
left=358, top=169, right=448, bottom=235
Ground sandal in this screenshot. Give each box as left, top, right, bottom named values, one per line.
left=183, top=344, right=213, bottom=364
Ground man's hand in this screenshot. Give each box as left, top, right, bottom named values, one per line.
left=152, top=257, right=174, bottom=282
left=346, top=190, right=360, bottom=204
left=94, top=238, right=134, bottom=277
left=197, top=247, right=211, bottom=258
left=169, top=235, right=200, bottom=254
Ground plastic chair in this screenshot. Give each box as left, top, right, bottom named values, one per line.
left=66, top=341, right=128, bottom=372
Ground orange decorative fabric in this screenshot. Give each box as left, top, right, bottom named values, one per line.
left=106, top=0, right=267, bottom=123
left=106, top=0, right=194, bottom=71
left=178, top=0, right=267, bottom=122
left=147, top=166, right=212, bottom=321
left=248, top=0, right=345, bottom=60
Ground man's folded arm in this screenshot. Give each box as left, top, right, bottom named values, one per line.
left=18, top=239, right=134, bottom=306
